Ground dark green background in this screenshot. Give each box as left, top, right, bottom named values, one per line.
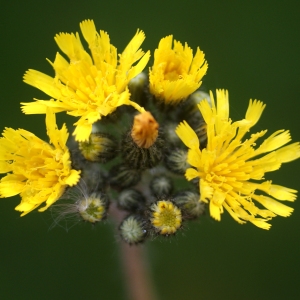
left=1, top=1, right=300, bottom=299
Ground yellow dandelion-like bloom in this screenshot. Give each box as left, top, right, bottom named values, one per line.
left=151, top=200, right=182, bottom=235
left=149, top=35, right=208, bottom=104
left=0, top=109, right=81, bottom=216
left=176, top=89, right=300, bottom=230
left=21, top=19, right=150, bottom=142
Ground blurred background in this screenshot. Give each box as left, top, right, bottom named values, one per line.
left=1, top=1, right=300, bottom=299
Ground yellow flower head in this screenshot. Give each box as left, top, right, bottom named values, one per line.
left=0, top=109, right=81, bottom=216
left=176, top=89, right=300, bottom=229
left=151, top=200, right=182, bottom=235
left=149, top=35, right=208, bottom=104
left=21, top=20, right=150, bottom=142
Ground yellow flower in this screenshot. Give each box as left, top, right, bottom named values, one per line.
left=21, top=19, right=150, bottom=142
left=149, top=35, right=208, bottom=104
left=151, top=200, right=182, bottom=235
left=0, top=109, right=81, bottom=216
left=176, top=89, right=300, bottom=229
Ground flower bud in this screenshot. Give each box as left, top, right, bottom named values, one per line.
left=150, top=175, right=173, bottom=197
left=174, top=191, right=205, bottom=219
left=118, top=189, right=146, bottom=211
left=131, top=111, right=159, bottom=148
left=78, top=132, right=117, bottom=162
left=109, top=164, right=142, bottom=189
left=165, top=148, right=190, bottom=174
left=128, top=72, right=148, bottom=106
left=119, top=215, right=148, bottom=244
left=121, top=116, right=164, bottom=169
left=78, top=192, right=108, bottom=223
left=150, top=200, right=182, bottom=235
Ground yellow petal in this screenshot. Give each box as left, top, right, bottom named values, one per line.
left=175, top=121, right=199, bottom=149
left=255, top=195, right=294, bottom=217
left=259, top=130, right=291, bottom=153
left=21, top=100, right=67, bottom=114
left=249, top=219, right=271, bottom=230
left=269, top=184, right=297, bottom=201
left=209, top=200, right=222, bottom=221
left=200, top=179, right=214, bottom=202
left=64, top=169, right=81, bottom=186
left=185, top=168, right=199, bottom=181
left=245, top=99, right=266, bottom=127
left=23, top=69, right=61, bottom=99
left=275, top=142, right=300, bottom=163
left=0, top=180, right=25, bottom=197
left=15, top=202, right=38, bottom=216
left=73, top=118, right=93, bottom=142
left=79, top=19, right=96, bottom=45
left=216, top=89, right=229, bottom=124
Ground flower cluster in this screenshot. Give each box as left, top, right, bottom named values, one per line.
left=1, top=20, right=299, bottom=243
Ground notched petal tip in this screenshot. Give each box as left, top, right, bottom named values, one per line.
left=175, top=121, right=200, bottom=149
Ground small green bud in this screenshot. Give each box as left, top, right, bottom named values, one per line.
left=118, top=189, right=146, bottom=211
left=80, top=166, right=106, bottom=192
left=119, top=215, right=147, bottom=244
left=174, top=191, right=205, bottom=219
left=179, top=91, right=211, bottom=119
left=150, top=175, right=173, bottom=197
left=109, top=164, right=142, bottom=189
left=163, top=122, right=181, bottom=145
left=78, top=193, right=108, bottom=223
left=128, top=72, right=148, bottom=105
left=78, top=132, right=117, bottom=162
left=165, top=148, right=190, bottom=174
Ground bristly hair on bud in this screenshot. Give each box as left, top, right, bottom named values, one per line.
left=121, top=128, right=164, bottom=170
left=49, top=179, right=108, bottom=230
left=119, top=215, right=148, bottom=244
left=109, top=164, right=142, bottom=189
left=131, top=111, right=159, bottom=148
left=165, top=148, right=190, bottom=174
left=118, top=189, right=146, bottom=212
left=174, top=191, right=206, bottom=219
left=78, top=192, right=108, bottom=223
left=150, top=175, right=173, bottom=197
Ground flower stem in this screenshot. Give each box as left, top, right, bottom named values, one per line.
left=120, top=242, right=157, bottom=300
left=109, top=202, right=157, bottom=300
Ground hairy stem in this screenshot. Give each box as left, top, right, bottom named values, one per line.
left=110, top=202, right=157, bottom=300
left=120, top=242, right=157, bottom=300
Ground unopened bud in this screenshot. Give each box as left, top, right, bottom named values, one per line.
left=119, top=215, right=147, bottom=244
left=78, top=193, right=108, bottom=223
left=118, top=189, right=146, bottom=211
left=150, top=176, right=173, bottom=197
left=174, top=191, right=205, bottom=219
left=78, top=132, right=116, bottom=162
left=131, top=111, right=159, bottom=148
